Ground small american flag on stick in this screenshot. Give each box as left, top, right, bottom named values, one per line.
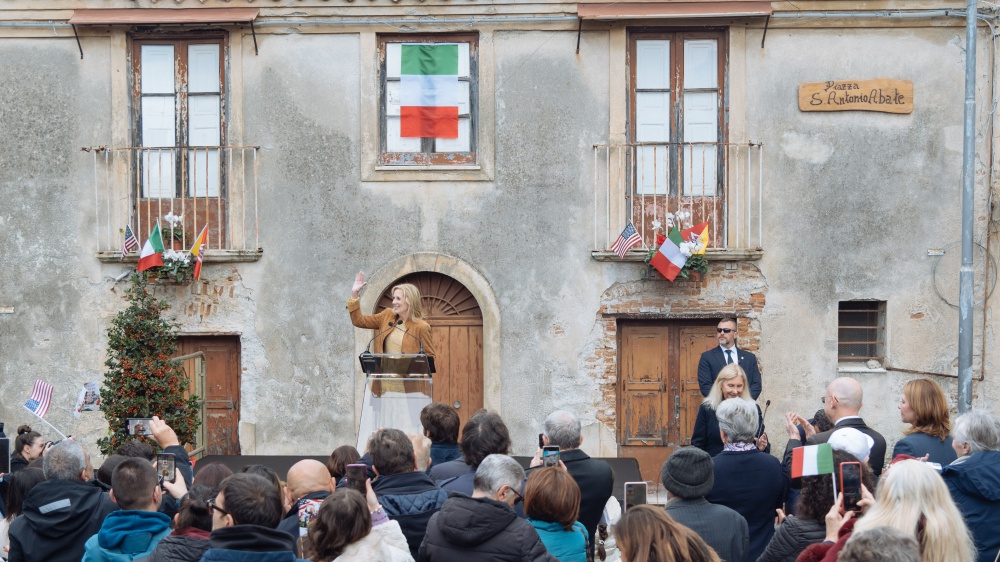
left=611, top=222, right=642, bottom=259
left=24, top=379, right=54, bottom=419
left=122, top=224, right=139, bottom=259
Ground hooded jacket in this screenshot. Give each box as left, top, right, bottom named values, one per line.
left=372, top=470, right=448, bottom=559
left=527, top=519, right=587, bottom=562
left=82, top=510, right=173, bottom=562
left=418, top=493, right=558, bottom=562
left=135, top=526, right=211, bottom=562
left=7, top=477, right=118, bottom=562
left=942, top=451, right=1000, bottom=562
left=198, top=525, right=307, bottom=562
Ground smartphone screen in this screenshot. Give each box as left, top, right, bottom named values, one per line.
left=156, top=453, right=176, bottom=483
left=542, top=445, right=560, bottom=467
left=538, top=433, right=545, bottom=449
left=127, top=418, right=154, bottom=436
left=346, top=463, right=367, bottom=494
left=297, top=498, right=322, bottom=537
left=840, top=462, right=862, bottom=513
left=624, top=482, right=647, bottom=511
left=0, top=438, right=9, bottom=474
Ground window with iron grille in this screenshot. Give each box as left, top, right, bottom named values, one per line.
left=838, top=301, right=886, bottom=363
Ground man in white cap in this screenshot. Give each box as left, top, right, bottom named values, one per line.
left=828, top=427, right=874, bottom=465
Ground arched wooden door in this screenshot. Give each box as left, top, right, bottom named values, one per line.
left=379, top=273, right=484, bottom=429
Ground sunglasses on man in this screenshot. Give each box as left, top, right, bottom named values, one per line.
left=716, top=328, right=734, bottom=333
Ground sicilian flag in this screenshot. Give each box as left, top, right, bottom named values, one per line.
left=649, top=227, right=688, bottom=281
left=189, top=224, right=208, bottom=281
left=137, top=223, right=165, bottom=272
left=791, top=443, right=835, bottom=478
left=24, top=379, right=54, bottom=419
left=400, top=43, right=459, bottom=138
left=681, top=221, right=710, bottom=253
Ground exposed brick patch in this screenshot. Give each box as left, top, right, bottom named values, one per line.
left=582, top=262, right=768, bottom=435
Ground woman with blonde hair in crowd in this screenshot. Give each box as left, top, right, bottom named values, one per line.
left=690, top=364, right=768, bottom=456
left=892, top=378, right=956, bottom=464
left=612, top=505, right=719, bottom=562
left=798, top=459, right=975, bottom=562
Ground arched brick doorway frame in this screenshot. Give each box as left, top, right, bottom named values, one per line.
left=352, top=253, right=501, bottom=435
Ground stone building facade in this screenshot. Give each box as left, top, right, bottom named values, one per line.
left=0, top=0, right=997, bottom=479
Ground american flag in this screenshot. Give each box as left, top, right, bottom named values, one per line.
left=611, top=222, right=642, bottom=258
left=24, top=379, right=54, bottom=419
left=122, top=224, right=139, bottom=259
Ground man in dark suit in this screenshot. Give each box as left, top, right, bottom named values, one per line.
left=663, top=447, right=748, bottom=562
left=698, top=317, right=762, bottom=399
left=783, top=377, right=888, bottom=476
left=533, top=410, right=614, bottom=558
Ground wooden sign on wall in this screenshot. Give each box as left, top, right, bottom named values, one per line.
left=799, top=79, right=913, bottom=114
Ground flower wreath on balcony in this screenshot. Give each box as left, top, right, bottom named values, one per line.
left=128, top=213, right=206, bottom=284
left=645, top=211, right=710, bottom=281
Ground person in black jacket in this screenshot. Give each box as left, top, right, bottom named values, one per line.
left=435, top=411, right=512, bottom=495
left=369, top=428, right=448, bottom=559
left=419, top=454, right=557, bottom=562
left=531, top=410, right=614, bottom=558
left=758, top=449, right=873, bottom=562
left=276, top=459, right=333, bottom=553
left=7, top=440, right=118, bottom=562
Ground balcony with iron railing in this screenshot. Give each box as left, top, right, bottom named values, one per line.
left=591, top=141, right=764, bottom=261
left=89, top=145, right=262, bottom=263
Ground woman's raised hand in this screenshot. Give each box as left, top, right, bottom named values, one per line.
left=352, top=271, right=368, bottom=298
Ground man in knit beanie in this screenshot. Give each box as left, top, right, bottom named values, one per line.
left=663, top=447, right=748, bottom=562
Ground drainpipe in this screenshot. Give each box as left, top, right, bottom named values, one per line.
left=958, top=0, right=978, bottom=414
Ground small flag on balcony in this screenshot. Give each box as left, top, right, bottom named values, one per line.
left=400, top=43, right=460, bottom=139
left=611, top=222, right=642, bottom=259
left=681, top=221, right=710, bottom=253
left=24, top=379, right=54, bottom=419
left=649, top=227, right=688, bottom=281
left=137, top=223, right=165, bottom=273
left=190, top=224, right=208, bottom=281
left=121, top=224, right=139, bottom=260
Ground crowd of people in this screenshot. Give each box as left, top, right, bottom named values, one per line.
left=0, top=378, right=998, bottom=562
left=1, top=311, right=999, bottom=562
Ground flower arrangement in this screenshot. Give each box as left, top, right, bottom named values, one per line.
left=155, top=248, right=195, bottom=283
left=162, top=212, right=187, bottom=242
left=645, top=211, right=710, bottom=280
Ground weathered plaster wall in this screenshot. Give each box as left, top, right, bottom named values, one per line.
left=745, top=25, right=997, bottom=456
left=1, top=17, right=997, bottom=469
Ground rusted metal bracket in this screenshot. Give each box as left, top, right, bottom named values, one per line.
left=575, top=18, right=583, bottom=54
left=72, top=24, right=83, bottom=59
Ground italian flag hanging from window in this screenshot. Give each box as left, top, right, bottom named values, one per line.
left=400, top=43, right=459, bottom=139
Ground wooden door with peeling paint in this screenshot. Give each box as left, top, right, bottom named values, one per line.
left=618, top=321, right=717, bottom=482
left=178, top=335, right=241, bottom=456
left=378, top=273, right=483, bottom=430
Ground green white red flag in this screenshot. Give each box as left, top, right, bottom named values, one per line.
left=137, top=223, right=164, bottom=272
left=400, top=43, right=459, bottom=138
left=791, top=443, right=835, bottom=478
left=649, top=227, right=688, bottom=281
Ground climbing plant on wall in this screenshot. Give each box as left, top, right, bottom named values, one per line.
left=98, top=273, right=201, bottom=455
